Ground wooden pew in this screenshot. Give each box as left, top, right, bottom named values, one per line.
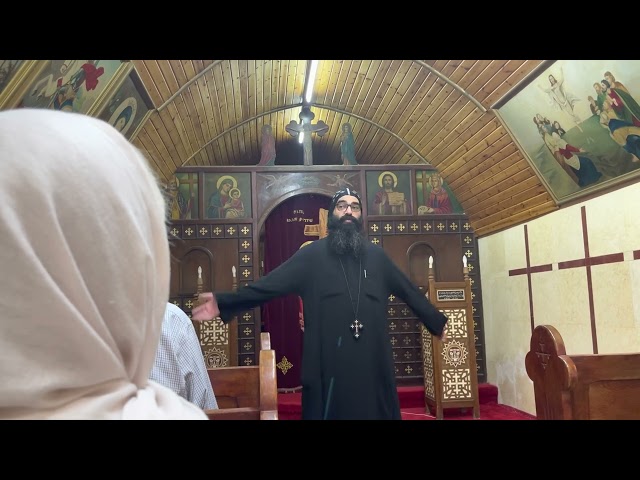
left=204, top=332, right=278, bottom=420
left=525, top=325, right=640, bottom=420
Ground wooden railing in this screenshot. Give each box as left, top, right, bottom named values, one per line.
left=525, top=325, right=640, bottom=420
left=205, top=332, right=278, bottom=420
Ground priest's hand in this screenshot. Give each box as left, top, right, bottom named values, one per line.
left=438, top=324, right=448, bottom=342
left=191, top=292, right=220, bottom=321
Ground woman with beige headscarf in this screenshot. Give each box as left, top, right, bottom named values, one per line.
left=0, top=108, right=207, bottom=419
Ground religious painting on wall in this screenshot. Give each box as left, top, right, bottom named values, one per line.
left=0, top=60, right=26, bottom=102
left=365, top=170, right=412, bottom=216
left=95, top=65, right=154, bottom=141
left=495, top=59, right=640, bottom=205
left=203, top=172, right=252, bottom=219
left=164, top=172, right=199, bottom=220
left=5, top=60, right=126, bottom=115
left=415, top=170, right=464, bottom=215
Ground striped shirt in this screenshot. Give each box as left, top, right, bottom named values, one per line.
left=150, top=303, right=218, bottom=410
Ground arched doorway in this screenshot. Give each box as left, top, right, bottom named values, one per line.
left=258, top=192, right=331, bottom=391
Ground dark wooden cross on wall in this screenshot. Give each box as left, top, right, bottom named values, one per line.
left=285, top=105, right=329, bottom=166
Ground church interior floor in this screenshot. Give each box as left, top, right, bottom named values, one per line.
left=277, top=383, right=536, bottom=420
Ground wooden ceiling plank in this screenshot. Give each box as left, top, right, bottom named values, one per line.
left=351, top=60, right=382, bottom=114
left=474, top=192, right=557, bottom=223
left=160, top=102, right=198, bottom=167
left=473, top=201, right=557, bottom=237
left=140, top=118, right=180, bottom=175
left=367, top=62, right=418, bottom=164
left=358, top=60, right=396, bottom=121
left=466, top=180, right=551, bottom=217
left=186, top=60, right=218, bottom=162
left=418, top=106, right=485, bottom=160
left=136, top=130, right=174, bottom=181
left=246, top=61, right=258, bottom=164
left=392, top=71, right=447, bottom=142
left=451, top=143, right=521, bottom=191
left=440, top=130, right=509, bottom=181
left=410, top=93, right=473, bottom=157
left=229, top=60, right=247, bottom=160
left=343, top=60, right=371, bottom=113
left=131, top=61, right=163, bottom=109
left=370, top=61, right=416, bottom=127
left=356, top=61, right=404, bottom=162
left=203, top=68, right=228, bottom=165
left=473, top=60, right=526, bottom=104
left=334, top=60, right=355, bottom=110
left=169, top=60, right=189, bottom=86
left=140, top=118, right=181, bottom=173
left=401, top=82, right=461, bottom=146
left=175, top=90, right=206, bottom=167
left=384, top=62, right=430, bottom=133
left=427, top=113, right=497, bottom=164
left=193, top=72, right=219, bottom=164
left=452, top=60, right=494, bottom=93
left=187, top=79, right=215, bottom=165
left=483, top=60, right=546, bottom=107
left=457, top=152, right=532, bottom=202
left=216, top=61, right=235, bottom=164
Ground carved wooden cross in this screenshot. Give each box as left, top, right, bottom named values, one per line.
left=285, top=105, right=329, bottom=166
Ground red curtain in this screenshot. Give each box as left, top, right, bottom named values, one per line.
left=261, top=194, right=329, bottom=389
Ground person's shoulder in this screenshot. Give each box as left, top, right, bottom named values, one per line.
left=164, top=302, right=191, bottom=325
left=299, top=237, right=328, bottom=254
left=364, top=240, right=386, bottom=258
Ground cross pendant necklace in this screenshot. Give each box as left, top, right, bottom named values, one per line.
left=339, top=257, right=362, bottom=339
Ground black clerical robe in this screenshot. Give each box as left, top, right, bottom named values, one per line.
left=216, top=237, right=447, bottom=420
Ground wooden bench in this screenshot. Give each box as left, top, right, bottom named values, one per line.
left=525, top=325, right=640, bottom=420
left=204, top=332, right=278, bottom=420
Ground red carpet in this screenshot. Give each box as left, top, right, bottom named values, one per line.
left=277, top=383, right=535, bottom=420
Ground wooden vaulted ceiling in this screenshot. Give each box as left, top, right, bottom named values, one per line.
left=130, top=60, right=559, bottom=237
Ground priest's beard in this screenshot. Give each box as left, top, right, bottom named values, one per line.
left=327, top=213, right=365, bottom=258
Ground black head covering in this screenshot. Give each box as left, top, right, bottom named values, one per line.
left=329, top=187, right=363, bottom=212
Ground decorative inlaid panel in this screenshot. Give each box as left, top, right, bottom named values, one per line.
left=421, top=220, right=433, bottom=233
left=196, top=225, right=211, bottom=238
left=381, top=221, right=395, bottom=235
left=238, top=224, right=252, bottom=237
left=239, top=239, right=252, bottom=251
left=203, top=347, right=229, bottom=368
left=199, top=319, right=228, bottom=346
left=182, top=225, right=197, bottom=238
left=239, top=252, right=253, bottom=266
left=441, top=368, right=473, bottom=400
left=169, top=226, right=182, bottom=239
left=439, top=308, right=468, bottom=338
left=368, top=222, right=381, bottom=235
left=394, top=221, right=408, bottom=234
left=239, top=266, right=253, bottom=280
left=447, top=220, right=460, bottom=233
left=369, top=236, right=382, bottom=246
left=224, top=224, right=239, bottom=237
left=421, top=326, right=435, bottom=398
left=408, top=221, right=422, bottom=234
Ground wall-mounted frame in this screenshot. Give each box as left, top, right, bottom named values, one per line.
left=495, top=59, right=640, bottom=205
left=203, top=172, right=253, bottom=220
left=0, top=60, right=127, bottom=115
left=0, top=61, right=35, bottom=107
left=415, top=169, right=464, bottom=214
left=365, top=169, right=413, bottom=216
left=95, top=64, right=155, bottom=141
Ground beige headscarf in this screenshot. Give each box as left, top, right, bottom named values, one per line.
left=0, top=109, right=206, bottom=419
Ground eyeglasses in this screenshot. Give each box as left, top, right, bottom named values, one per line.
left=335, top=202, right=361, bottom=212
